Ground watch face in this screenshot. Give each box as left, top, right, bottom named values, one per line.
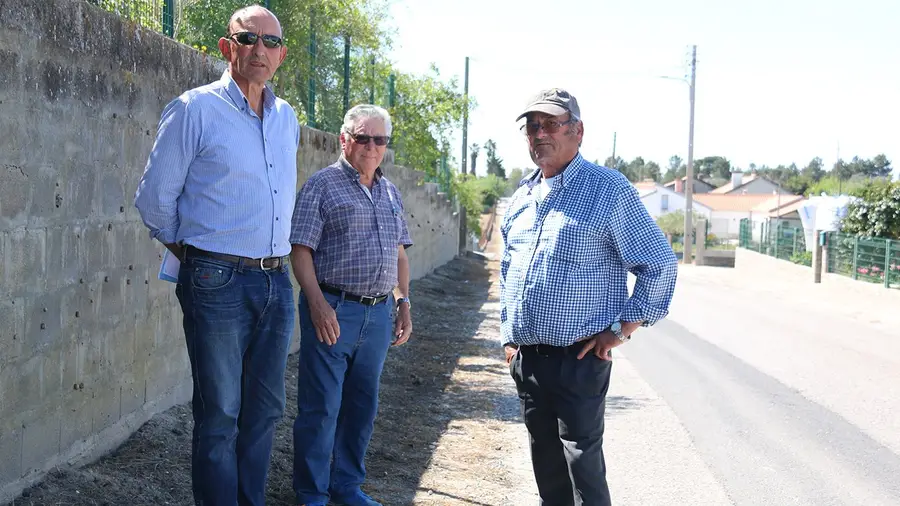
left=611, top=322, right=622, bottom=333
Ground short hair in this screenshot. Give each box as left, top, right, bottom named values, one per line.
left=225, top=5, right=280, bottom=36
left=341, top=104, right=393, bottom=137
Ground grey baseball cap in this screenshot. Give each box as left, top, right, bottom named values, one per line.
left=516, top=88, right=581, bottom=121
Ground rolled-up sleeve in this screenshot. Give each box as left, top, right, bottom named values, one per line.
left=134, top=97, right=197, bottom=244
left=609, top=183, right=678, bottom=326
left=289, top=176, right=326, bottom=250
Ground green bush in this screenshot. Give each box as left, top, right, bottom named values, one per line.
left=790, top=251, right=813, bottom=266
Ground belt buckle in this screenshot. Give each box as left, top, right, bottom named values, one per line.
left=259, top=257, right=272, bottom=270
left=360, top=295, right=376, bottom=306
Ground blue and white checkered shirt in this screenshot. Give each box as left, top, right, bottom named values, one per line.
left=499, top=153, right=678, bottom=347
left=135, top=71, right=299, bottom=258
left=290, top=157, right=413, bottom=296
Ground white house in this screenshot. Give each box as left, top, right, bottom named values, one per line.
left=711, top=172, right=789, bottom=195
left=634, top=180, right=713, bottom=220
left=692, top=193, right=798, bottom=239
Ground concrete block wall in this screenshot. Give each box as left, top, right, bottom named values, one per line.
left=0, top=0, right=458, bottom=500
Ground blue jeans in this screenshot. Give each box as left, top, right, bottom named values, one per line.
left=176, top=254, right=295, bottom=506
left=292, top=291, right=393, bottom=505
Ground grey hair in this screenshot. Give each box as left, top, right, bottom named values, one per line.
left=341, top=104, right=393, bottom=136
left=226, top=5, right=280, bottom=36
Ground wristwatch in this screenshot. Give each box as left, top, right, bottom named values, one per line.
left=609, top=321, right=629, bottom=342
left=396, top=296, right=411, bottom=309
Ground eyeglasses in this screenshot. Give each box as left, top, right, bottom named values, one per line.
left=348, top=133, right=391, bottom=146
left=520, top=117, right=578, bottom=136
left=229, top=31, right=284, bottom=49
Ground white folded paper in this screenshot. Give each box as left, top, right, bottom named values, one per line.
left=158, top=249, right=180, bottom=283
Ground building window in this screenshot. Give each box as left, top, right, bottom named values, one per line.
left=661, top=194, right=669, bottom=211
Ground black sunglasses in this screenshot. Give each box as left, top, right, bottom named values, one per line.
left=348, top=133, right=390, bottom=146
left=229, top=31, right=284, bottom=49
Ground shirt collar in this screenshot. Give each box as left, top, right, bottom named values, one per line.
left=339, top=155, right=384, bottom=182
left=220, top=71, right=276, bottom=113
left=523, top=152, right=585, bottom=191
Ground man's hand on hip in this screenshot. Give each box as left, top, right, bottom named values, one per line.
left=393, top=304, right=412, bottom=346
left=310, top=298, right=341, bottom=346
left=577, top=331, right=623, bottom=361
left=504, top=345, right=518, bottom=364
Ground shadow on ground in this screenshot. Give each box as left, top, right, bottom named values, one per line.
left=10, top=255, right=495, bottom=506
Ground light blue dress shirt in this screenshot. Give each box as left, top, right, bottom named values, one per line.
left=135, top=71, right=299, bottom=258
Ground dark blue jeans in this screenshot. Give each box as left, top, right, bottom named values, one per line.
left=176, top=254, right=295, bottom=506
left=292, top=291, right=393, bottom=505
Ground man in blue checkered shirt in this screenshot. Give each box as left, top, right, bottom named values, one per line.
left=289, top=104, right=412, bottom=506
left=500, top=88, right=678, bottom=506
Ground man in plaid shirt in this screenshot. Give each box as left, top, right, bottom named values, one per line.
left=289, top=104, right=412, bottom=506
left=501, top=89, right=678, bottom=506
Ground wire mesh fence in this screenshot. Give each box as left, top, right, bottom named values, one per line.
left=826, top=232, right=900, bottom=289
left=738, top=218, right=811, bottom=266
left=87, top=0, right=396, bottom=136
left=86, top=0, right=174, bottom=35
left=740, top=219, right=900, bottom=289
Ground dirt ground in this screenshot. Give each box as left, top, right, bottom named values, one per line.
left=10, top=214, right=537, bottom=506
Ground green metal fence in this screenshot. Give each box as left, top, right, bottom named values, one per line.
left=825, top=232, right=900, bottom=289
left=87, top=0, right=396, bottom=135
left=739, top=218, right=811, bottom=266
left=87, top=0, right=174, bottom=35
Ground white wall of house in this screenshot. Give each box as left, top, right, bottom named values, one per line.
left=709, top=210, right=752, bottom=238
left=749, top=213, right=803, bottom=242
left=640, top=187, right=712, bottom=220
left=728, top=177, right=784, bottom=195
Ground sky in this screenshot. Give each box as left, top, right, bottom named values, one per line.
left=385, top=0, right=900, bottom=178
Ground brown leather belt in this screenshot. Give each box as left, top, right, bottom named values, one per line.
left=184, top=245, right=287, bottom=270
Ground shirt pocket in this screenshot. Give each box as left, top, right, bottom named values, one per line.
left=281, top=145, right=297, bottom=171
left=546, top=216, right=602, bottom=266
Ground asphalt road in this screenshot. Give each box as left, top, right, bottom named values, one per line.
left=620, top=265, right=900, bottom=506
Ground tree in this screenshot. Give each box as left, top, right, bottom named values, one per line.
left=484, top=140, right=505, bottom=179
left=833, top=159, right=853, bottom=180
left=506, top=168, right=524, bottom=196
left=841, top=179, right=900, bottom=239
left=655, top=210, right=699, bottom=241
left=604, top=156, right=628, bottom=179
left=469, top=143, right=480, bottom=175
left=694, top=156, right=731, bottom=180
left=644, top=161, right=662, bottom=182
left=871, top=154, right=893, bottom=178
left=390, top=66, right=468, bottom=179
left=663, top=155, right=684, bottom=183
left=801, top=157, right=826, bottom=181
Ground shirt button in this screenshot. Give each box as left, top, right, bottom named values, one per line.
left=276, top=217, right=280, bottom=221
left=274, top=190, right=278, bottom=194
left=269, top=163, right=273, bottom=167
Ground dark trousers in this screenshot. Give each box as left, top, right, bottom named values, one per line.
left=510, top=343, right=613, bottom=506
left=292, top=291, right=393, bottom=505
left=176, top=254, right=295, bottom=506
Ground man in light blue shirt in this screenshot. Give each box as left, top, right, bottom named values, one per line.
left=500, top=89, right=678, bottom=505
left=134, top=6, right=299, bottom=505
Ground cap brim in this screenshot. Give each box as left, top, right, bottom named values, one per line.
left=515, top=103, right=569, bottom=121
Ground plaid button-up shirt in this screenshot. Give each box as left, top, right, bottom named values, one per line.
left=290, top=157, right=413, bottom=296
left=500, top=153, right=678, bottom=347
